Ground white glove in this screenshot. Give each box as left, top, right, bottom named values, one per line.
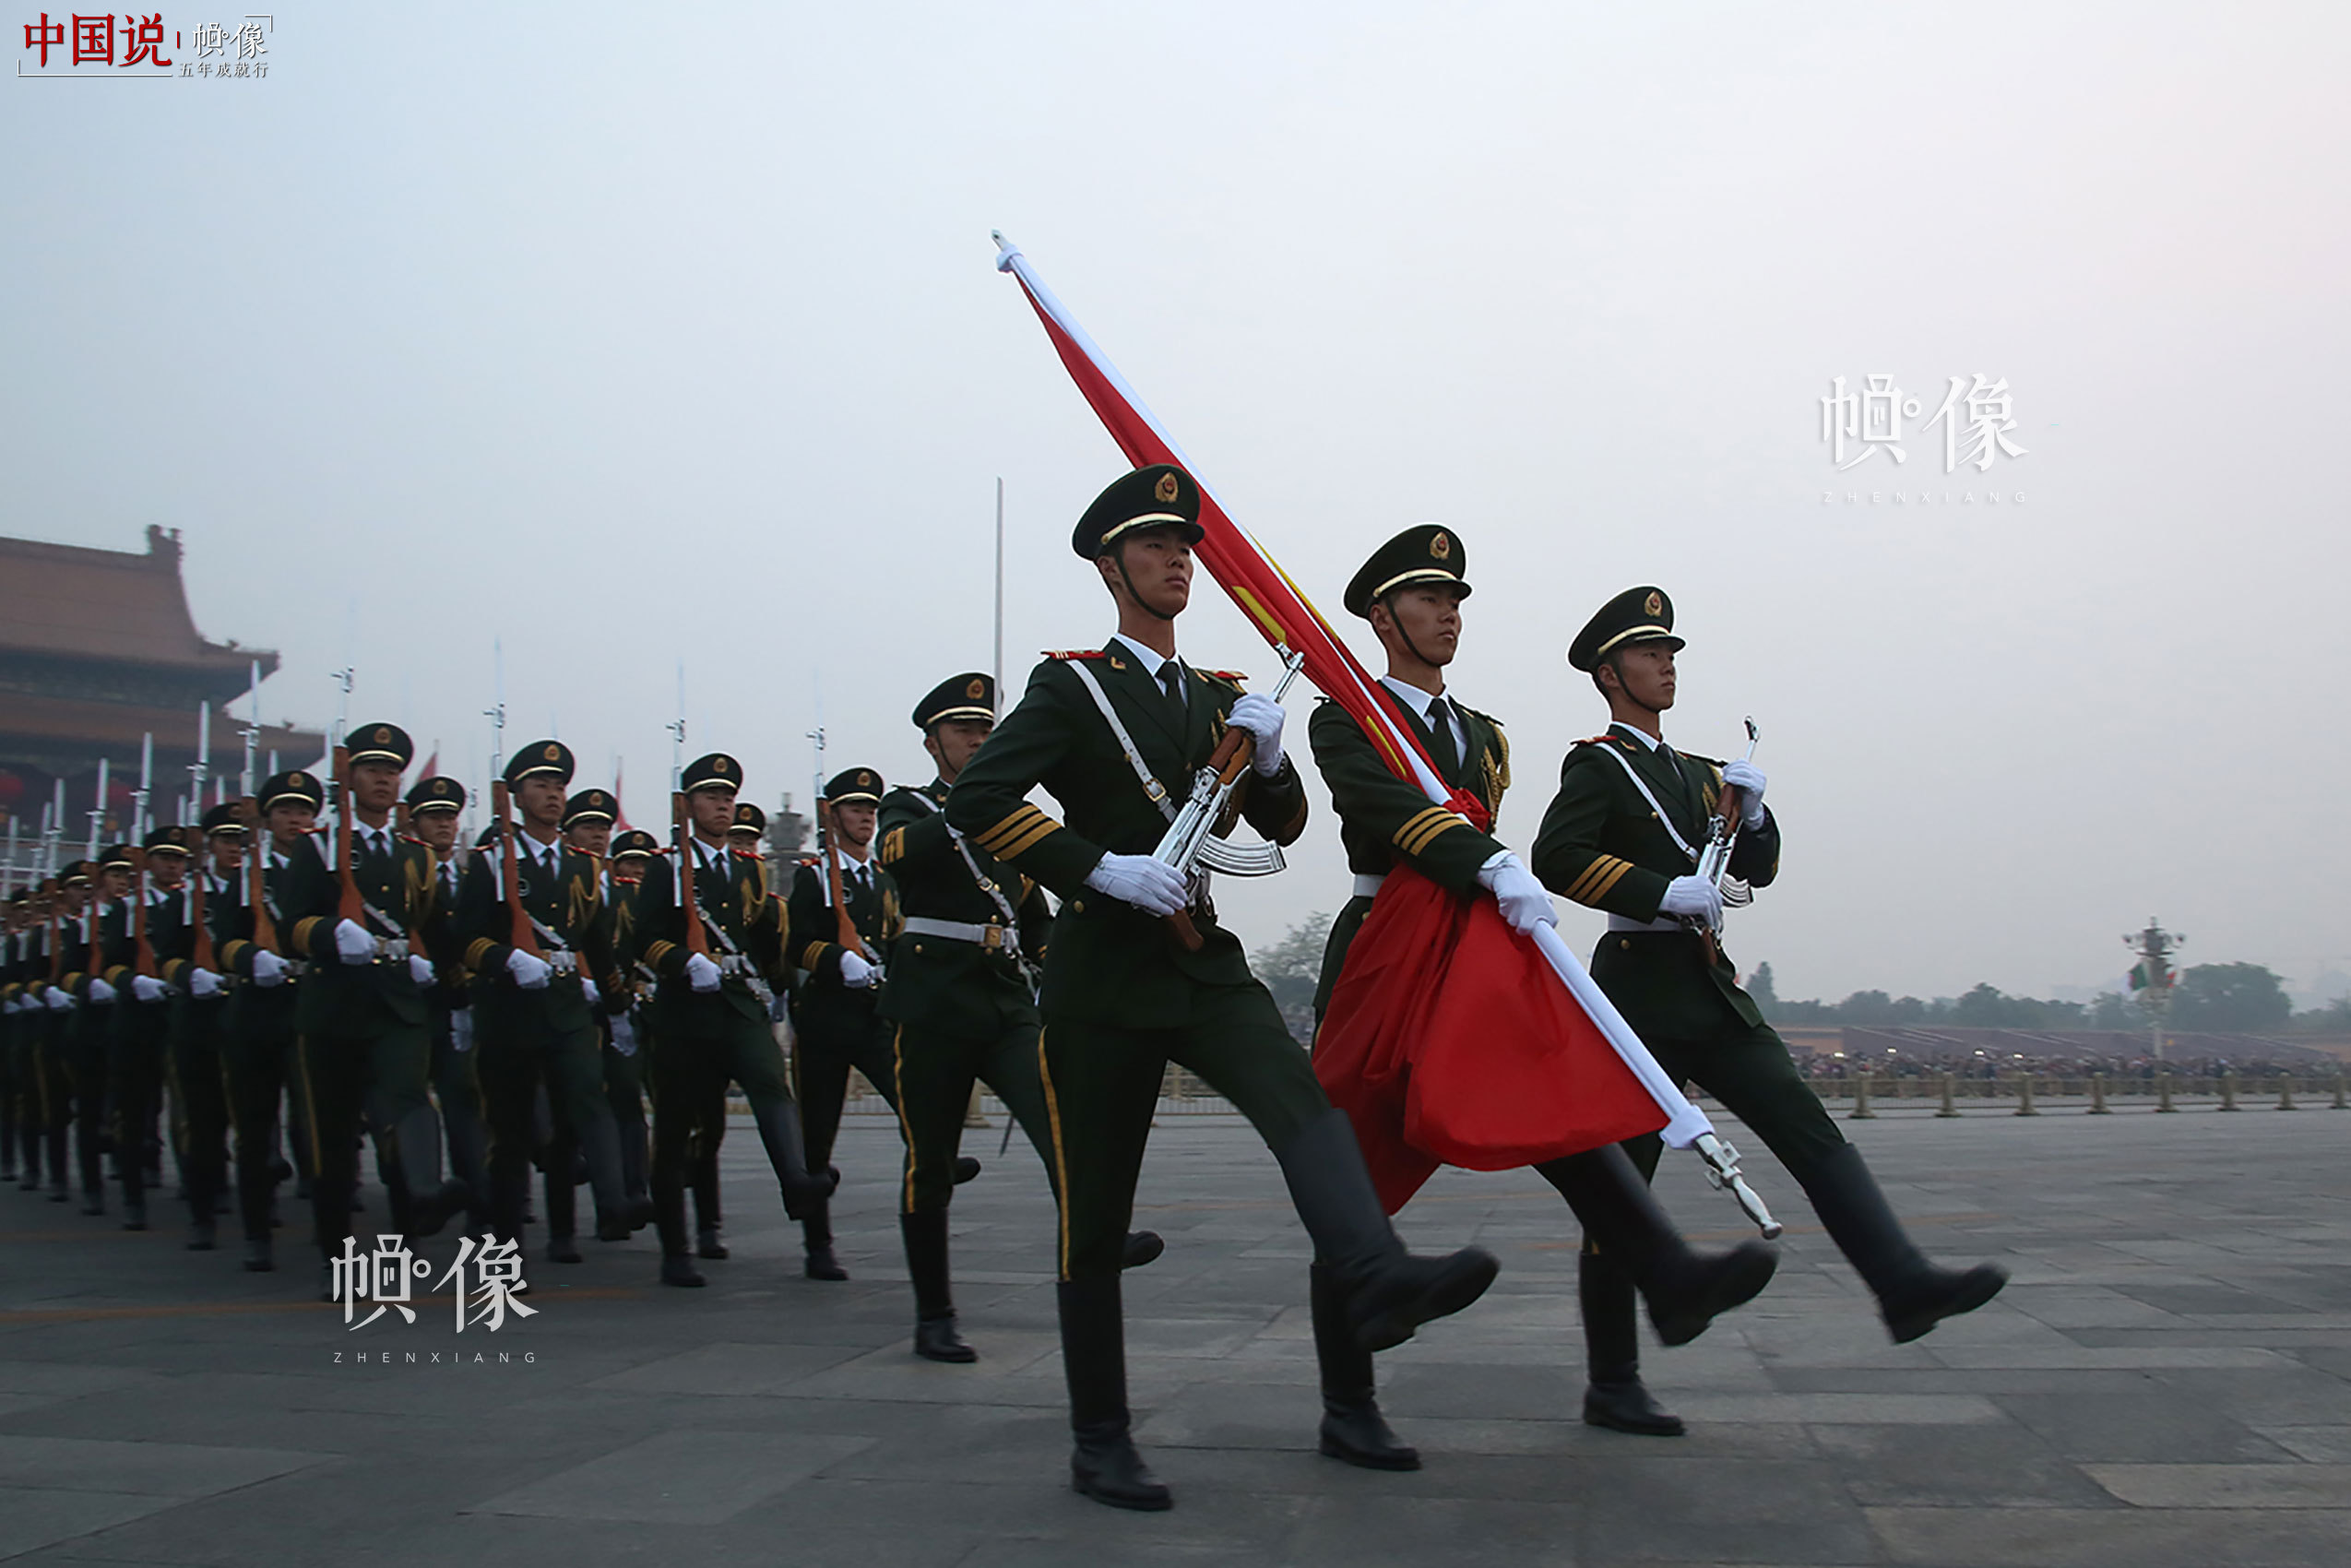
left=335, top=919, right=375, bottom=965
left=838, top=950, right=877, bottom=989
left=250, top=950, right=288, bottom=988
left=1085, top=852, right=1188, bottom=918
left=45, top=989, right=73, bottom=1012
left=1659, top=874, right=1725, bottom=928
left=87, top=978, right=117, bottom=1004
left=1227, top=693, right=1288, bottom=777
left=408, top=955, right=435, bottom=988
left=2, top=997, right=18, bottom=1015
left=190, top=968, right=222, bottom=998
left=505, top=949, right=552, bottom=990
left=578, top=975, right=600, bottom=1006
left=132, top=975, right=168, bottom=1004
left=684, top=952, right=723, bottom=992
left=1476, top=852, right=1558, bottom=936
left=1721, top=760, right=1768, bottom=829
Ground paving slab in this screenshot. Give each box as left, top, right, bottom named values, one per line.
left=2, top=1112, right=2347, bottom=1565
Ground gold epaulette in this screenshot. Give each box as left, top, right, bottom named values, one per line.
left=1200, top=668, right=1248, bottom=684
left=1043, top=648, right=1109, bottom=660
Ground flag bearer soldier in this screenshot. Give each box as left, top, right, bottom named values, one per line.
left=875, top=674, right=1164, bottom=1361
left=158, top=806, right=242, bottom=1249
left=1534, top=587, right=2008, bottom=1426
left=1308, top=529, right=1775, bottom=1460
left=944, top=464, right=1500, bottom=1511
left=101, top=826, right=196, bottom=1231
left=566, top=788, right=652, bottom=1225
left=408, top=776, right=490, bottom=1239
left=214, top=775, right=307, bottom=1270
left=455, top=744, right=647, bottom=1262
left=785, top=767, right=920, bottom=1281
left=624, top=751, right=830, bottom=1288
left=271, top=725, right=469, bottom=1283
left=602, top=827, right=659, bottom=1228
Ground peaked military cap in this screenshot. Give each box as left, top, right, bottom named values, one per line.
left=562, top=788, right=617, bottom=829
left=142, top=825, right=192, bottom=854
left=1344, top=524, right=1474, bottom=618
left=474, top=824, right=503, bottom=849
left=729, top=802, right=766, bottom=837
left=59, top=859, right=92, bottom=885
left=913, top=671, right=996, bottom=730
left=98, top=843, right=136, bottom=871
left=611, top=829, right=659, bottom=861
left=1072, top=463, right=1204, bottom=558
left=199, top=802, right=245, bottom=837
left=260, top=769, right=327, bottom=812
left=407, top=776, right=467, bottom=815
left=505, top=740, right=576, bottom=786
left=1567, top=586, right=1684, bottom=672
left=823, top=767, right=883, bottom=806
left=682, top=753, right=742, bottom=794
left=345, top=722, right=414, bottom=768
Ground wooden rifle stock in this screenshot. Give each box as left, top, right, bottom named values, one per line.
left=128, top=848, right=156, bottom=980
left=493, top=781, right=542, bottom=959
left=331, top=745, right=364, bottom=926
left=238, top=797, right=278, bottom=955
left=673, top=792, right=709, bottom=958
left=817, top=798, right=873, bottom=961
left=188, top=849, right=216, bottom=975
left=42, top=878, right=61, bottom=984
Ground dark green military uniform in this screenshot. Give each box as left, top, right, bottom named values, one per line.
left=1537, top=586, right=2004, bottom=1362
left=101, top=828, right=195, bottom=1230
left=407, top=778, right=489, bottom=1239
left=213, top=792, right=312, bottom=1271
left=158, top=806, right=244, bottom=1250
left=61, top=853, right=125, bottom=1213
left=272, top=727, right=465, bottom=1263
left=786, top=767, right=911, bottom=1277
left=945, top=465, right=1498, bottom=1512
left=600, top=829, right=659, bottom=1224
left=456, top=743, right=636, bottom=1258
left=623, top=750, right=826, bottom=1284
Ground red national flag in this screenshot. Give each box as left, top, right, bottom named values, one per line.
left=994, top=234, right=1741, bottom=1215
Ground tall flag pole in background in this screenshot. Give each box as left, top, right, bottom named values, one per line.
left=991, top=232, right=1778, bottom=1235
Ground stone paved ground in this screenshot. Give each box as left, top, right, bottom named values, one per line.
left=2, top=1104, right=2346, bottom=1566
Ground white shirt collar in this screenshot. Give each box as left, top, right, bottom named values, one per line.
left=1611, top=721, right=1668, bottom=752
left=1383, top=675, right=1467, bottom=757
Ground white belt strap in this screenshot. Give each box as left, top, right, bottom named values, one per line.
left=1352, top=873, right=1387, bottom=898
left=901, top=915, right=1015, bottom=951
left=1063, top=660, right=1178, bottom=823
left=1607, top=913, right=1686, bottom=933
left=1588, top=743, right=1700, bottom=866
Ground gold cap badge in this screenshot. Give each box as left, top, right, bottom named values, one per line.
left=1154, top=471, right=1181, bottom=505
left=1431, top=531, right=1451, bottom=561
left=1644, top=591, right=1663, bottom=616
left=543, top=743, right=561, bottom=762
left=372, top=727, right=391, bottom=744
left=966, top=678, right=985, bottom=700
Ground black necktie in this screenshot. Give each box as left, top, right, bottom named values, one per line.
left=1159, top=662, right=1185, bottom=713
left=1427, top=697, right=1459, bottom=778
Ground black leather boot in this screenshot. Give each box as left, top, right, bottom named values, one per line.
left=953, top=1156, right=980, bottom=1184
left=695, top=1225, right=730, bottom=1260
left=243, top=1235, right=274, bottom=1272
left=1537, top=1145, right=1777, bottom=1347
left=1122, top=1231, right=1165, bottom=1269
left=544, top=1168, right=582, bottom=1264
left=1275, top=1108, right=1498, bottom=1352
left=1310, top=1261, right=1419, bottom=1469
left=802, top=1212, right=848, bottom=1281
left=903, top=1210, right=977, bottom=1362
left=1059, top=1276, right=1170, bottom=1510
left=751, top=1099, right=833, bottom=1218
left=1578, top=1250, right=1683, bottom=1435
left=659, top=1253, right=706, bottom=1288
left=1795, top=1142, right=2008, bottom=1342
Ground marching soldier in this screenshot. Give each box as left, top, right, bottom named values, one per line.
left=409, top=776, right=490, bottom=1239
left=1308, top=529, right=1775, bottom=1459
left=601, top=827, right=659, bottom=1229
left=784, top=767, right=914, bottom=1281
left=63, top=846, right=136, bottom=1216
left=565, top=788, right=651, bottom=1223
left=214, top=775, right=305, bottom=1271
left=455, top=744, right=647, bottom=1261
left=1533, top=587, right=2007, bottom=1424
left=158, top=806, right=243, bottom=1250
left=877, top=674, right=1163, bottom=1361
left=2, top=889, right=36, bottom=1190
left=944, top=465, right=1498, bottom=1510
left=33, top=863, right=91, bottom=1204
left=624, top=751, right=829, bottom=1287
left=103, top=827, right=194, bottom=1230
left=271, top=725, right=468, bottom=1282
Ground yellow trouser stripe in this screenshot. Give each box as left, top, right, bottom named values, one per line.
left=1037, top=1027, right=1071, bottom=1280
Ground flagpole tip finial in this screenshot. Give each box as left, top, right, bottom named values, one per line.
left=992, top=231, right=1022, bottom=271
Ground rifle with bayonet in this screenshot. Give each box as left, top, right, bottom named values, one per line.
left=1683, top=718, right=1759, bottom=962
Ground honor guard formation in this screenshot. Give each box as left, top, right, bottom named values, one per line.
left=0, top=465, right=2007, bottom=1512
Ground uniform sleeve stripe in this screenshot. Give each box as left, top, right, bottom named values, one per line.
left=974, top=806, right=1051, bottom=854
left=801, top=942, right=830, bottom=971
left=991, top=820, right=1062, bottom=861
left=879, top=828, right=907, bottom=865
left=291, top=917, right=322, bottom=948
left=1396, top=812, right=1466, bottom=856
left=1584, top=862, right=1634, bottom=904
left=1389, top=807, right=1452, bottom=852
left=465, top=938, right=496, bottom=969
left=645, top=940, right=675, bottom=968
left=1563, top=856, right=1627, bottom=903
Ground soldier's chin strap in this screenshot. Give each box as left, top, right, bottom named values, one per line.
left=1105, top=551, right=1179, bottom=622
left=1379, top=592, right=1444, bottom=671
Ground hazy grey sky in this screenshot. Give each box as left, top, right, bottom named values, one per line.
left=7, top=3, right=2345, bottom=1004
